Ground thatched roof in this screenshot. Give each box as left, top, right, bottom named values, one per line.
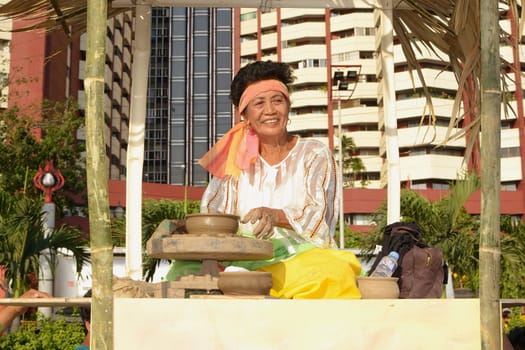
left=0, top=0, right=522, bottom=154
left=0, top=0, right=130, bottom=35
left=0, top=0, right=360, bottom=36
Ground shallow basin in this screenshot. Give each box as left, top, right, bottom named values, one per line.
left=218, top=271, right=273, bottom=296
left=185, top=213, right=240, bottom=235
left=356, top=276, right=400, bottom=299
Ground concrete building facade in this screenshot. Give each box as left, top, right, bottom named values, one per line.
left=234, top=3, right=525, bottom=225
left=77, top=11, right=134, bottom=181
left=3, top=4, right=525, bottom=228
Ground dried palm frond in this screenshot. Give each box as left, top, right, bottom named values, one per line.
left=0, top=0, right=521, bottom=167
left=0, top=0, right=130, bottom=36
left=393, top=0, right=521, bottom=166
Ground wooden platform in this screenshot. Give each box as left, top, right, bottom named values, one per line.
left=114, top=298, right=481, bottom=350
left=146, top=233, right=274, bottom=261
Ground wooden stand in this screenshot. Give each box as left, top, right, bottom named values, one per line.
left=146, top=232, right=274, bottom=297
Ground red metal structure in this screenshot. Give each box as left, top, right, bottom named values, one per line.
left=33, top=160, right=65, bottom=203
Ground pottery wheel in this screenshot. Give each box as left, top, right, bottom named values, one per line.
left=146, top=233, right=274, bottom=261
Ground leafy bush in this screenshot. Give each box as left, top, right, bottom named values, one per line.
left=111, top=199, right=201, bottom=281
left=506, top=309, right=525, bottom=333
left=354, top=185, right=525, bottom=298
left=0, top=316, right=84, bottom=350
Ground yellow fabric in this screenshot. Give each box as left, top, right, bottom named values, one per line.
left=258, top=248, right=362, bottom=299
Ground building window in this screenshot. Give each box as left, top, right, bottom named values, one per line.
left=410, top=182, right=427, bottom=190
left=349, top=214, right=374, bottom=226
left=432, top=183, right=450, bottom=190
left=501, top=147, right=520, bottom=158
left=354, top=27, right=375, bottom=36
left=240, top=11, right=257, bottom=21
left=501, top=182, right=518, bottom=191
left=298, top=59, right=327, bottom=68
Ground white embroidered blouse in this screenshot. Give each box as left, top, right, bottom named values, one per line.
left=201, top=137, right=340, bottom=251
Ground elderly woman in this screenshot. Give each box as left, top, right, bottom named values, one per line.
left=167, top=61, right=361, bottom=299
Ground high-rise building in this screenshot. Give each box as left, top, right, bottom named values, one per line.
left=144, top=7, right=234, bottom=187
left=0, top=0, right=11, bottom=110
left=77, top=11, right=134, bottom=181
left=235, top=4, right=525, bottom=224
left=236, top=6, right=382, bottom=189
left=3, top=3, right=525, bottom=226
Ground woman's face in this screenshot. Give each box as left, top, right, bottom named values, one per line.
left=242, top=90, right=289, bottom=139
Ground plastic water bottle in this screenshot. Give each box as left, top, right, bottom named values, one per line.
left=370, top=251, right=399, bottom=277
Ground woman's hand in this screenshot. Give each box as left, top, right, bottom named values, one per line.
left=0, top=289, right=51, bottom=335
left=14, top=289, right=52, bottom=315
left=19, top=289, right=51, bottom=299
left=241, top=207, right=278, bottom=239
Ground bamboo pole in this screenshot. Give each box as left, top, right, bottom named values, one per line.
left=0, top=298, right=91, bottom=307
left=85, top=0, right=114, bottom=349
left=479, top=0, right=502, bottom=348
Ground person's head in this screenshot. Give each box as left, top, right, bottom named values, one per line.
left=503, top=308, right=511, bottom=321
left=80, top=289, right=91, bottom=335
left=230, top=61, right=296, bottom=140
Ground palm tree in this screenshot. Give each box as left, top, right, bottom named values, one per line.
left=499, top=216, right=525, bottom=298
left=362, top=172, right=525, bottom=297
left=361, top=173, right=481, bottom=287
left=389, top=2, right=510, bottom=347
left=0, top=191, right=90, bottom=297
left=335, top=135, right=368, bottom=188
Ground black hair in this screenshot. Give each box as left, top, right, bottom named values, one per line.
left=80, top=289, right=91, bottom=334
left=229, top=60, right=296, bottom=107
left=509, top=326, right=525, bottom=350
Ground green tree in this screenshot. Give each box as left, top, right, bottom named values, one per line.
left=359, top=172, right=525, bottom=299
left=392, top=3, right=509, bottom=346
left=361, top=172, right=481, bottom=290
left=0, top=191, right=90, bottom=297
left=334, top=135, right=367, bottom=188
left=111, top=199, right=200, bottom=281
left=0, top=98, right=85, bottom=210
left=499, top=216, right=525, bottom=299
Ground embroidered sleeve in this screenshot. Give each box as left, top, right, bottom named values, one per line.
left=282, top=144, right=340, bottom=248
left=200, top=176, right=238, bottom=215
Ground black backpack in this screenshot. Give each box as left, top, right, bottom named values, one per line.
left=368, top=221, right=447, bottom=298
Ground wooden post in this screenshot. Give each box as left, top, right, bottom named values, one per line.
left=85, top=0, right=114, bottom=348
left=479, top=0, right=501, bottom=348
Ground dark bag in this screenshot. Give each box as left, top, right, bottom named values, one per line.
left=368, top=221, right=446, bottom=298
left=397, top=245, right=444, bottom=298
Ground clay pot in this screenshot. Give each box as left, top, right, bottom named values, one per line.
left=185, top=213, right=240, bottom=235
left=356, top=276, right=400, bottom=299
left=218, top=271, right=273, bottom=296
